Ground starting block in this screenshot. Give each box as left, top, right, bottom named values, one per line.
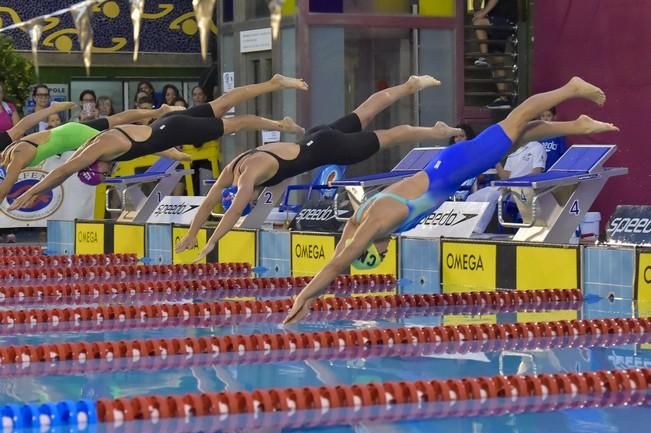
left=205, top=179, right=291, bottom=229
left=104, top=157, right=192, bottom=223
left=492, top=144, right=627, bottom=243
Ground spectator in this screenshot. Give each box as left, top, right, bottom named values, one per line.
left=78, top=89, right=99, bottom=121
left=133, top=91, right=148, bottom=109
left=538, top=107, right=568, bottom=170
left=448, top=123, right=477, bottom=145
left=97, top=95, right=115, bottom=117
left=191, top=85, right=208, bottom=106
left=26, top=84, right=51, bottom=133
left=161, top=84, right=180, bottom=106
left=466, top=139, right=546, bottom=233
left=0, top=81, right=20, bottom=134
left=134, top=95, right=155, bottom=124
left=46, top=112, right=62, bottom=129
left=136, top=80, right=155, bottom=97
left=172, top=97, right=188, bottom=108
left=472, top=0, right=518, bottom=109
left=135, top=80, right=160, bottom=107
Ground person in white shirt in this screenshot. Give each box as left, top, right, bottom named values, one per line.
left=466, top=140, right=547, bottom=232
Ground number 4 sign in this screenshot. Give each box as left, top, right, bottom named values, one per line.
left=570, top=200, right=580, bottom=215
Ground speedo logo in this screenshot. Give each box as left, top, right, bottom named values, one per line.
left=421, top=211, right=478, bottom=226
left=296, top=208, right=334, bottom=222
left=609, top=217, right=651, bottom=234
left=153, top=204, right=199, bottom=216
left=445, top=253, right=484, bottom=271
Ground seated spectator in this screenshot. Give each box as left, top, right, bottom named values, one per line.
left=538, top=107, right=568, bottom=170
left=191, top=85, right=208, bottom=106
left=47, top=112, right=62, bottom=129
left=172, top=97, right=188, bottom=108
left=448, top=123, right=477, bottom=145
left=133, top=90, right=148, bottom=109
left=136, top=80, right=159, bottom=107
left=97, top=95, right=115, bottom=117
left=26, top=84, right=51, bottom=133
left=78, top=89, right=99, bottom=122
left=466, top=139, right=546, bottom=233
left=0, top=81, right=20, bottom=134
left=161, top=84, right=181, bottom=106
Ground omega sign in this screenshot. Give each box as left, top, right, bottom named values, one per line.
left=0, top=170, right=63, bottom=221
left=294, top=243, right=325, bottom=259
left=445, top=252, right=484, bottom=271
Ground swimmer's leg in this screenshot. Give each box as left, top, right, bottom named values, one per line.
left=222, top=115, right=304, bottom=135
left=353, top=76, right=440, bottom=129
left=374, top=122, right=463, bottom=149
left=517, top=115, right=618, bottom=144
left=209, top=74, right=308, bottom=118
left=499, top=77, right=606, bottom=142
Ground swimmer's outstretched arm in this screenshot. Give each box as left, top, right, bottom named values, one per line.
left=175, top=168, right=234, bottom=253
left=7, top=101, right=76, bottom=140
left=517, top=115, right=619, bottom=144
left=192, top=170, right=256, bottom=263
left=284, top=218, right=382, bottom=325
left=8, top=142, right=106, bottom=210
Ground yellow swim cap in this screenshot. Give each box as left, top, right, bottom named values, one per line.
left=347, top=239, right=385, bottom=270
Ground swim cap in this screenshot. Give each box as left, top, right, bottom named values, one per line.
left=347, top=239, right=385, bottom=270
left=77, top=162, right=104, bottom=186
left=221, top=185, right=252, bottom=216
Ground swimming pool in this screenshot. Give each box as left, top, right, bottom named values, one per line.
left=0, top=254, right=649, bottom=432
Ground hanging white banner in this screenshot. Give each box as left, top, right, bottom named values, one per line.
left=0, top=151, right=95, bottom=228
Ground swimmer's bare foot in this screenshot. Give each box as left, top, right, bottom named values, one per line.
left=272, top=74, right=309, bottom=91
left=407, top=75, right=441, bottom=91
left=432, top=121, right=463, bottom=138
left=576, top=114, right=619, bottom=134
left=569, top=76, right=606, bottom=106
left=280, top=116, right=305, bottom=135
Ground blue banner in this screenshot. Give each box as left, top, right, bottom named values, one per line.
left=0, top=0, right=216, bottom=53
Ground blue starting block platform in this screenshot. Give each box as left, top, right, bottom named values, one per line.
left=492, top=144, right=627, bottom=243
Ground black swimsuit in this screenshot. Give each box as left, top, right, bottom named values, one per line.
left=232, top=113, right=380, bottom=187
left=0, top=131, right=13, bottom=151
left=112, top=104, right=224, bottom=161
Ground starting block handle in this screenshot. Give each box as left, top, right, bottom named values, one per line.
left=105, top=187, right=124, bottom=213
left=497, top=190, right=538, bottom=228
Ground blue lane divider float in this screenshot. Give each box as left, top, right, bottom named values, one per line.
left=1, top=399, right=97, bottom=431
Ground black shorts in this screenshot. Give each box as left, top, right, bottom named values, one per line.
left=488, top=15, right=516, bottom=53
left=306, top=112, right=363, bottom=136
left=0, top=131, right=12, bottom=151
left=82, top=117, right=110, bottom=132
left=299, top=125, right=380, bottom=167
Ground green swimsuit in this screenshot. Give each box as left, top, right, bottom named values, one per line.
left=27, top=122, right=103, bottom=167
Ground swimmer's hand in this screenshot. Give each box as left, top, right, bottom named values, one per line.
left=193, top=239, right=217, bottom=263
left=175, top=235, right=198, bottom=253
left=283, top=293, right=315, bottom=326
left=8, top=190, right=36, bottom=210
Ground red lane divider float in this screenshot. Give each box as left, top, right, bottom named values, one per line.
left=90, top=368, right=650, bottom=428
left=2, top=313, right=636, bottom=369
left=0, top=274, right=396, bottom=305
left=0, top=253, right=138, bottom=268
left=0, top=262, right=251, bottom=284
left=0, top=289, right=583, bottom=336
left=0, top=245, right=42, bottom=256
left=0, top=319, right=648, bottom=378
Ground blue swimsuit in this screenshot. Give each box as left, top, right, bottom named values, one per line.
left=354, top=124, right=514, bottom=233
